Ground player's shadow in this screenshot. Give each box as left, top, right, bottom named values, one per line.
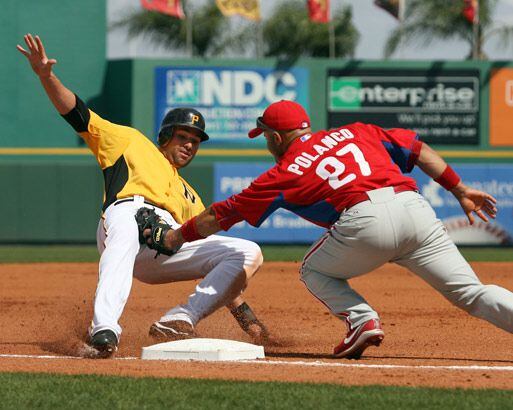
left=365, top=354, right=513, bottom=364
left=36, top=340, right=86, bottom=357
left=0, top=342, right=42, bottom=346
left=266, top=351, right=513, bottom=364
left=265, top=352, right=336, bottom=360
left=0, top=341, right=84, bottom=357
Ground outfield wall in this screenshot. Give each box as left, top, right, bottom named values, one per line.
left=1, top=157, right=512, bottom=244
left=0, top=159, right=213, bottom=243
left=1, top=0, right=106, bottom=148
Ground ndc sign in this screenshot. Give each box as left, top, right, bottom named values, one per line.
left=166, top=69, right=299, bottom=106
left=155, top=66, right=309, bottom=143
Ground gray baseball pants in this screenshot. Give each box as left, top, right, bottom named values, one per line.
left=300, top=187, right=513, bottom=333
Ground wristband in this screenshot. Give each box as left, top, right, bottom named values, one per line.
left=434, top=165, right=461, bottom=191
left=180, top=216, right=205, bottom=242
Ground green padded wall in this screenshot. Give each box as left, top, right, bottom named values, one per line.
left=0, top=0, right=106, bottom=147
left=0, top=160, right=213, bottom=243
left=0, top=161, right=103, bottom=242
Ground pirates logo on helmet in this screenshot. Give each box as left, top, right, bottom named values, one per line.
left=158, top=108, right=209, bottom=146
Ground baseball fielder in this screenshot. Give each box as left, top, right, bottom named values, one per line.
left=17, top=34, right=267, bottom=358
left=152, top=99, right=513, bottom=359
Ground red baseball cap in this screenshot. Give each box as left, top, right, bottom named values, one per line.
left=248, top=100, right=310, bottom=139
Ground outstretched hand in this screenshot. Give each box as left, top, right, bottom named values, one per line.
left=452, top=184, right=497, bottom=225
left=16, top=34, right=56, bottom=78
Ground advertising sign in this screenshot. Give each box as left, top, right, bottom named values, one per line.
left=214, top=163, right=325, bottom=243
left=413, top=165, right=513, bottom=245
left=489, top=68, right=513, bottom=147
left=155, top=66, right=309, bottom=144
left=328, top=68, right=480, bottom=145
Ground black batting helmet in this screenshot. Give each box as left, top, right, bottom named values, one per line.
left=158, top=108, right=209, bottom=146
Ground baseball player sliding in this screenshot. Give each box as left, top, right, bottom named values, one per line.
left=148, top=99, right=513, bottom=359
left=17, top=34, right=268, bottom=358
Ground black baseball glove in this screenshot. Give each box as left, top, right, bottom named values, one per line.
left=134, top=207, right=179, bottom=257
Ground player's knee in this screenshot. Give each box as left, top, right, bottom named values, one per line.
left=299, top=264, right=327, bottom=302
left=463, top=284, right=506, bottom=314
left=243, top=241, right=263, bottom=280
left=299, top=262, right=315, bottom=286
left=300, top=259, right=314, bottom=279
left=444, top=283, right=487, bottom=313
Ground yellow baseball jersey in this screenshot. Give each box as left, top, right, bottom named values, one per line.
left=80, top=110, right=205, bottom=223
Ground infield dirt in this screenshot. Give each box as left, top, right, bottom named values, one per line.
left=1, top=261, right=513, bottom=389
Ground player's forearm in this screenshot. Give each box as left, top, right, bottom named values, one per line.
left=165, top=206, right=221, bottom=250
left=416, top=142, right=463, bottom=194
left=415, top=142, right=447, bottom=179
left=191, top=206, right=222, bottom=237
left=39, top=72, right=76, bottom=115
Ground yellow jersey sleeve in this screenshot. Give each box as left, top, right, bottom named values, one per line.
left=79, top=110, right=135, bottom=169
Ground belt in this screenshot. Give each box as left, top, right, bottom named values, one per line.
left=344, top=185, right=414, bottom=210
left=114, top=197, right=159, bottom=207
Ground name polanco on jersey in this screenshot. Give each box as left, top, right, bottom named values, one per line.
left=287, top=128, right=355, bottom=176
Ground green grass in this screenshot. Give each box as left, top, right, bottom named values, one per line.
left=0, top=373, right=511, bottom=410
left=0, top=245, right=100, bottom=263
left=0, top=245, right=511, bottom=263
left=458, top=247, right=513, bottom=262
left=262, top=245, right=310, bottom=262
left=262, top=246, right=513, bottom=262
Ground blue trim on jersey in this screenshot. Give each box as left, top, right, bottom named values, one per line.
left=381, top=140, right=413, bottom=173
left=255, top=193, right=340, bottom=227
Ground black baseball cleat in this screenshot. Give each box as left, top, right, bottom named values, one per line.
left=89, top=329, right=118, bottom=358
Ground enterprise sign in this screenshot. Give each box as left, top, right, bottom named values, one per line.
left=328, top=68, right=480, bottom=145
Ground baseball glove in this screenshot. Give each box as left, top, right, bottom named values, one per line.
left=135, top=207, right=179, bottom=257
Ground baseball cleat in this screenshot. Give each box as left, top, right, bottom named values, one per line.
left=149, top=320, right=197, bottom=341
left=333, top=318, right=384, bottom=359
left=88, top=329, right=118, bottom=359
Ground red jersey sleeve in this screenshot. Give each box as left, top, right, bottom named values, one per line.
left=211, top=166, right=286, bottom=230
left=365, top=124, right=422, bottom=173
left=211, top=199, right=244, bottom=231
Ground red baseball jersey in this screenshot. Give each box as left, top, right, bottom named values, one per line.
left=213, top=123, right=422, bottom=230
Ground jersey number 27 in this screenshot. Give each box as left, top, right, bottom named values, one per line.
left=316, top=143, right=371, bottom=189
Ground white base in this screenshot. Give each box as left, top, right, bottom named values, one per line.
left=141, top=338, right=265, bottom=361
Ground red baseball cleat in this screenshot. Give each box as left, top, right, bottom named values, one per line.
left=334, top=318, right=384, bottom=359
